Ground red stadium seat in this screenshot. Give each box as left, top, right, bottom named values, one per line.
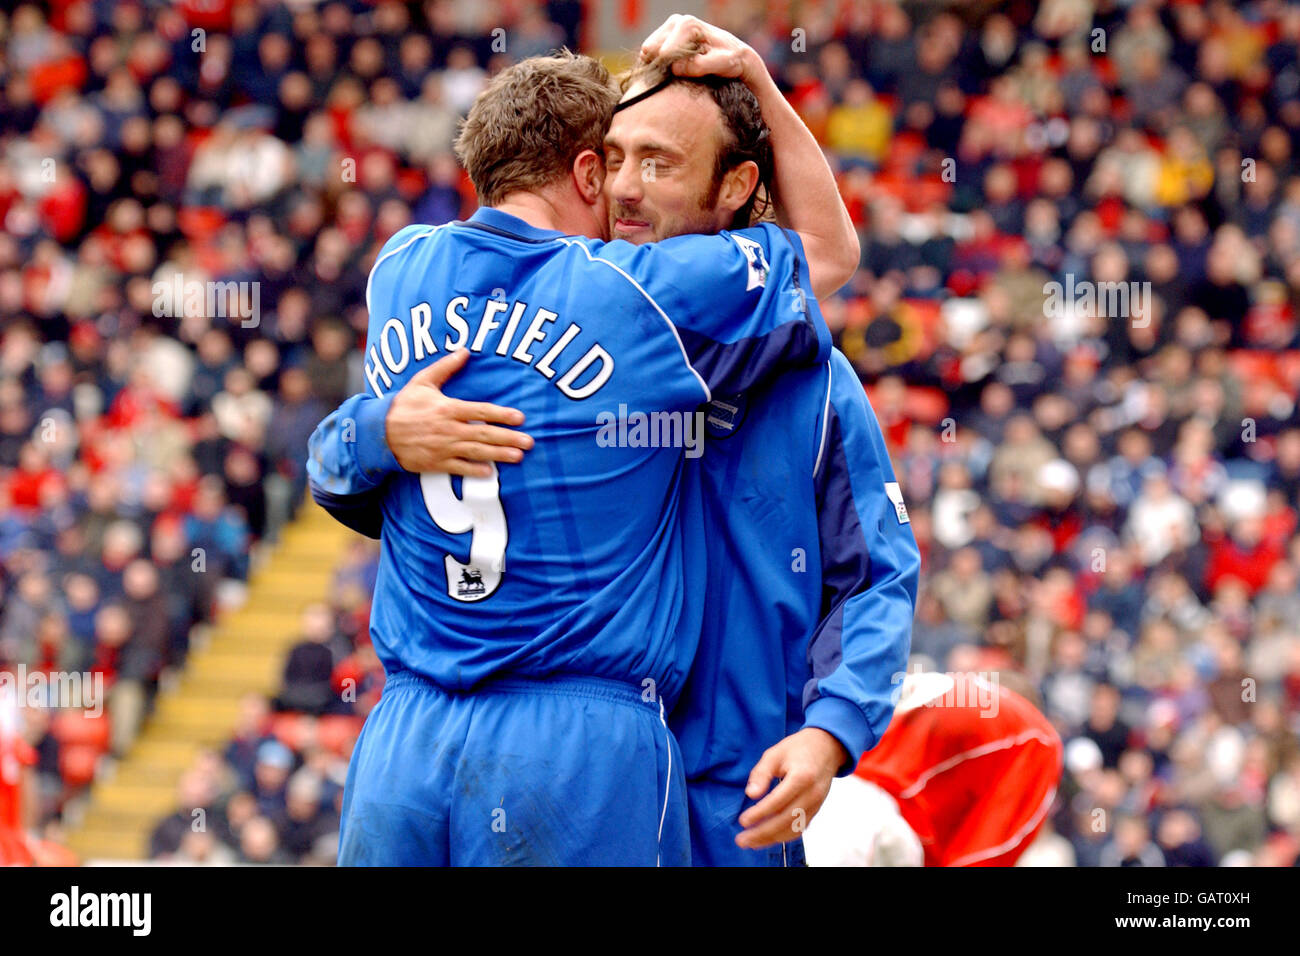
left=51, top=709, right=111, bottom=752
left=901, top=299, right=944, bottom=355
left=1227, top=350, right=1294, bottom=392
left=268, top=712, right=361, bottom=755
left=51, top=710, right=110, bottom=787
left=58, top=745, right=101, bottom=788
left=317, top=715, right=365, bottom=756
left=864, top=384, right=950, bottom=427
left=1278, top=352, right=1300, bottom=395
left=269, top=712, right=306, bottom=751
left=884, top=131, right=928, bottom=172
left=176, top=207, right=227, bottom=242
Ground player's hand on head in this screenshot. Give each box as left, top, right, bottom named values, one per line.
left=639, top=15, right=757, bottom=84
left=735, top=727, right=849, bottom=851
left=384, top=349, right=534, bottom=478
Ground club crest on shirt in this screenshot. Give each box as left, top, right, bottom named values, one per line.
left=705, top=395, right=748, bottom=437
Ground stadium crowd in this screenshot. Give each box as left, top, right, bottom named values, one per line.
left=2, top=0, right=1299, bottom=865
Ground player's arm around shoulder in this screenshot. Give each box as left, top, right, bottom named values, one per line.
left=307, top=393, right=399, bottom=497
left=306, top=224, right=534, bottom=534
left=591, top=224, right=815, bottom=337
left=307, top=222, right=449, bottom=483
left=308, top=350, right=533, bottom=486
left=638, top=15, right=860, bottom=296
left=591, top=225, right=831, bottom=398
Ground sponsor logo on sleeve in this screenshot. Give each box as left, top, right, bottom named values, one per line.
left=731, top=234, right=770, bottom=291
left=884, top=481, right=910, bottom=524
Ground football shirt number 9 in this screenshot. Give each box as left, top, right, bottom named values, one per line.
left=420, top=468, right=508, bottom=603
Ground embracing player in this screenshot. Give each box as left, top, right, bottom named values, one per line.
left=612, top=20, right=918, bottom=865
left=316, top=17, right=919, bottom=866
left=307, top=28, right=859, bottom=865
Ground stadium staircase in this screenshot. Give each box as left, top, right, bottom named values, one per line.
left=63, top=499, right=355, bottom=862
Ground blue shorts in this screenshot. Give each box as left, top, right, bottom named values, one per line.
left=687, top=779, right=807, bottom=867
left=337, top=670, right=690, bottom=866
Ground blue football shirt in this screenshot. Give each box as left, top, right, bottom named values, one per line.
left=307, top=207, right=829, bottom=703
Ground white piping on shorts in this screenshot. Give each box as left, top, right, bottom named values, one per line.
left=657, top=696, right=669, bottom=867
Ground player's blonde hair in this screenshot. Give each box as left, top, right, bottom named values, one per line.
left=455, top=51, right=619, bottom=206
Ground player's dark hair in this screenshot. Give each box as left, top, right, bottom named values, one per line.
left=690, top=75, right=775, bottom=229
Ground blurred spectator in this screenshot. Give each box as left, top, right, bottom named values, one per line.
left=149, top=764, right=219, bottom=860
left=1099, top=813, right=1166, bottom=867
left=279, top=769, right=338, bottom=860
left=250, top=738, right=293, bottom=821
left=274, top=603, right=347, bottom=716
left=1083, top=684, right=1131, bottom=769
left=1125, top=471, right=1199, bottom=567
left=1156, top=808, right=1217, bottom=866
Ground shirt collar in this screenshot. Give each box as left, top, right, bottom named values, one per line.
left=466, top=206, right=569, bottom=242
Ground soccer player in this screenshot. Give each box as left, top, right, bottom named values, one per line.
left=318, top=17, right=920, bottom=867
left=307, top=39, right=859, bottom=864
left=801, top=671, right=1064, bottom=867
left=0, top=684, right=35, bottom=867
left=618, top=21, right=920, bottom=865
left=0, top=687, right=78, bottom=867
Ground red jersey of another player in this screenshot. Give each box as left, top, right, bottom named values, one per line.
left=852, top=671, right=1063, bottom=867
left=0, top=687, right=36, bottom=866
